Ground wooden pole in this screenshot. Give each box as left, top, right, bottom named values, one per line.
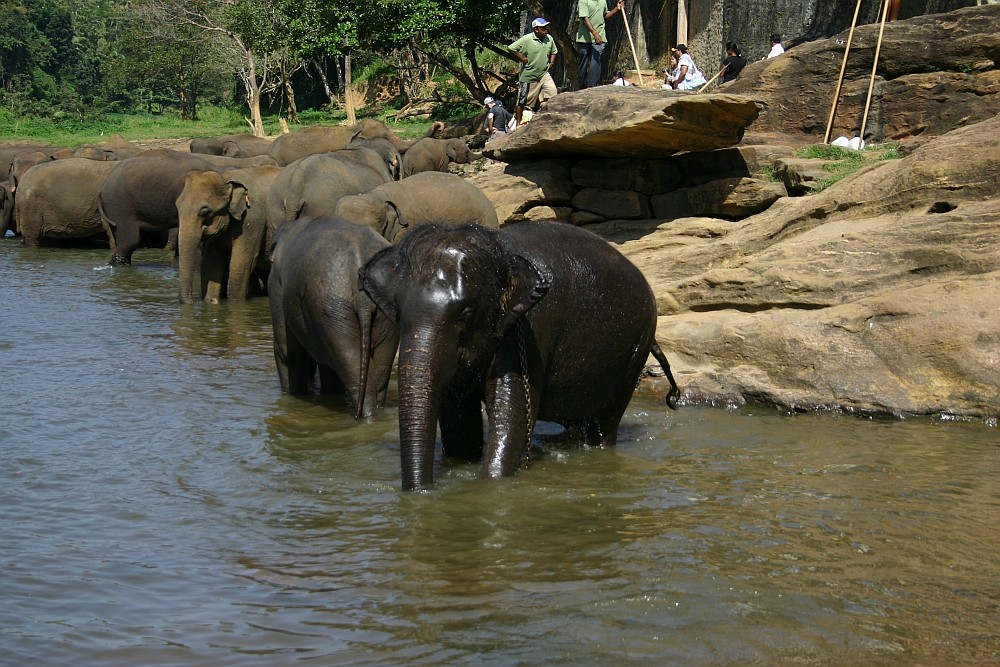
left=824, top=0, right=864, bottom=143
left=699, top=67, right=724, bottom=91
left=859, top=0, right=891, bottom=144
left=621, top=8, right=644, bottom=86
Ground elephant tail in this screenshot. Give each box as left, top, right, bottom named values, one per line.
left=649, top=340, right=680, bottom=410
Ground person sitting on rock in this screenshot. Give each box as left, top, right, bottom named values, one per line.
left=483, top=97, right=513, bottom=140
left=661, top=54, right=679, bottom=89
left=766, top=33, right=785, bottom=59
left=611, top=70, right=632, bottom=86
left=719, top=42, right=748, bottom=83
left=668, top=44, right=707, bottom=90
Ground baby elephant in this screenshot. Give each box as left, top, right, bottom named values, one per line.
left=333, top=171, right=500, bottom=242
left=268, top=215, right=399, bottom=418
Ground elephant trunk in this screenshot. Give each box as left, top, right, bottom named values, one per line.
left=177, top=217, right=203, bottom=304
left=396, top=327, right=448, bottom=491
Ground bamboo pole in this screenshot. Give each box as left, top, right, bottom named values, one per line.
left=699, top=67, right=724, bottom=91
left=823, top=0, right=864, bottom=143
left=621, top=8, right=644, bottom=86
left=859, top=0, right=891, bottom=144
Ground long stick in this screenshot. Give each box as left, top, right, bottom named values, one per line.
left=699, top=67, right=724, bottom=91
left=859, top=0, right=891, bottom=143
left=823, top=0, right=864, bottom=143
left=621, top=8, right=644, bottom=86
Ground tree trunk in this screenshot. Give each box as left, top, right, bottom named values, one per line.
left=283, top=77, right=299, bottom=124
left=343, top=51, right=356, bottom=125
left=312, top=57, right=335, bottom=107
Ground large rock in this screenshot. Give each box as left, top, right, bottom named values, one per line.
left=726, top=5, right=1000, bottom=144
left=614, top=111, right=1000, bottom=418
left=483, top=87, right=760, bottom=160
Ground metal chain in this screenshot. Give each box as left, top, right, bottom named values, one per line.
left=515, top=318, right=534, bottom=468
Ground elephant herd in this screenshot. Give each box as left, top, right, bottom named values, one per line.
left=2, top=121, right=680, bottom=490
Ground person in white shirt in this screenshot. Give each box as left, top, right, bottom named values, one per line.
left=767, top=33, right=785, bottom=59
left=611, top=70, right=632, bottom=86
left=667, top=44, right=707, bottom=90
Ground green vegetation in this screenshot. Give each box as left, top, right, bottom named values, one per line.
left=0, top=0, right=525, bottom=140
left=800, top=142, right=903, bottom=193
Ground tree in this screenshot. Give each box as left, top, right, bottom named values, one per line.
left=132, top=0, right=280, bottom=136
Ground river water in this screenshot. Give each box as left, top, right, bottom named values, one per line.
left=2, top=240, right=998, bottom=666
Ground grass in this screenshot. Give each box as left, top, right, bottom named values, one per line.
left=0, top=104, right=441, bottom=148
left=801, top=142, right=903, bottom=193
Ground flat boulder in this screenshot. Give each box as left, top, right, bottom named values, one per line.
left=483, top=87, right=760, bottom=160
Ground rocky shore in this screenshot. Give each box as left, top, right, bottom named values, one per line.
left=472, top=5, right=1000, bottom=420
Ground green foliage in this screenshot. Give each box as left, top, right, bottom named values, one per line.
left=800, top=142, right=903, bottom=193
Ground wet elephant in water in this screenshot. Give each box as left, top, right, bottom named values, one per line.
left=99, top=149, right=220, bottom=265
left=268, top=215, right=399, bottom=419
left=14, top=158, right=118, bottom=248
left=265, top=147, right=393, bottom=231
left=175, top=165, right=282, bottom=303
left=360, top=221, right=679, bottom=490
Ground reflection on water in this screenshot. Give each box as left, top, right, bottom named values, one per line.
left=2, top=240, right=998, bottom=666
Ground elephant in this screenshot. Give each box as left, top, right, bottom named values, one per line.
left=1, top=181, right=14, bottom=236
left=400, top=137, right=480, bottom=178
left=268, top=215, right=399, bottom=419
left=99, top=149, right=220, bottom=264
left=189, top=152, right=277, bottom=168
left=7, top=150, right=56, bottom=188
left=265, top=147, right=393, bottom=231
left=189, top=134, right=273, bottom=158
left=266, top=119, right=443, bottom=167
left=360, top=221, right=680, bottom=490
left=333, top=172, right=499, bottom=242
left=175, top=165, right=282, bottom=304
left=14, top=158, right=117, bottom=248
left=346, top=136, right=401, bottom=180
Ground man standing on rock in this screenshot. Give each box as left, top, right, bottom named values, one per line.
left=577, top=0, right=625, bottom=89
left=508, top=18, right=559, bottom=127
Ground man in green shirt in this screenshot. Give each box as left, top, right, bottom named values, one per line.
left=508, top=17, right=559, bottom=126
left=577, top=0, right=624, bottom=89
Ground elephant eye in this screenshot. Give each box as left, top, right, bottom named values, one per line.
left=199, top=206, right=212, bottom=217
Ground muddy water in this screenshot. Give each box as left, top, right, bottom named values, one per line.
left=2, top=241, right=998, bottom=666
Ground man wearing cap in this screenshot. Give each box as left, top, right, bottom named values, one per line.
left=577, top=0, right=625, bottom=89
left=508, top=17, right=559, bottom=126
left=483, top=96, right=513, bottom=140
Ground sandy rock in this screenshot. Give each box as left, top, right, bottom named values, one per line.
left=483, top=87, right=760, bottom=160
left=726, top=5, right=1000, bottom=144
left=617, top=112, right=1000, bottom=417
left=650, top=177, right=787, bottom=219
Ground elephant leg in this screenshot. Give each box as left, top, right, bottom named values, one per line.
left=480, top=365, right=534, bottom=478
left=301, top=301, right=367, bottom=411
left=368, top=316, right=399, bottom=410
left=284, top=331, right=315, bottom=395
left=439, top=390, right=484, bottom=462
left=318, top=364, right=347, bottom=396
left=111, top=221, right=141, bottom=264
left=229, top=220, right=264, bottom=301
left=201, top=242, right=228, bottom=304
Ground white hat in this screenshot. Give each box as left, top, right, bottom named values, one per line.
left=483, top=97, right=495, bottom=106
left=531, top=17, right=550, bottom=28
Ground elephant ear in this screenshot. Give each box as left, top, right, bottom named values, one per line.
left=445, top=140, right=461, bottom=161
left=495, top=253, right=552, bottom=338
left=227, top=181, right=250, bottom=220
left=383, top=200, right=409, bottom=241
left=359, top=246, right=401, bottom=322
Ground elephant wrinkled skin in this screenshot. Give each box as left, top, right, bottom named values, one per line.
left=400, top=137, right=479, bottom=178
left=15, top=158, right=117, bottom=248
left=360, top=222, right=679, bottom=490
left=334, top=171, right=500, bottom=242
left=99, top=150, right=220, bottom=265
left=175, top=166, right=282, bottom=303
left=269, top=215, right=399, bottom=418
